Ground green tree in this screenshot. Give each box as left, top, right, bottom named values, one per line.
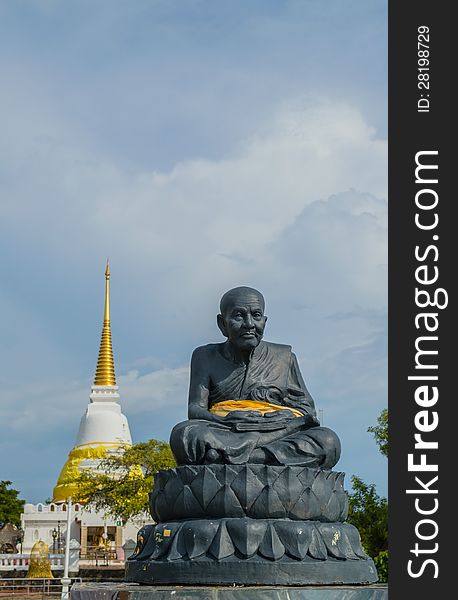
left=0, top=480, right=25, bottom=528
left=72, top=439, right=176, bottom=524
left=368, top=408, right=388, bottom=457
left=348, top=476, right=388, bottom=559
left=347, top=409, right=388, bottom=582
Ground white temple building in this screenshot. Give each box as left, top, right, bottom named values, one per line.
left=20, top=264, right=147, bottom=563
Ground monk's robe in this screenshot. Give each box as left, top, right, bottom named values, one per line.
left=170, top=341, right=341, bottom=468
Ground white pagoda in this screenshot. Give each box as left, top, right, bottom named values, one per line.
left=53, top=262, right=132, bottom=502
left=20, top=264, right=144, bottom=561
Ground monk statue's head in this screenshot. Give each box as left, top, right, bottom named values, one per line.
left=217, top=286, right=267, bottom=352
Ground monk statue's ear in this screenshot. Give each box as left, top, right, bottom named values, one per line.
left=217, top=314, right=228, bottom=337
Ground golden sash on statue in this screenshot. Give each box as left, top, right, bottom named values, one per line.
left=209, top=399, right=303, bottom=418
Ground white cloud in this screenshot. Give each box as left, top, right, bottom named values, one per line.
left=119, top=366, right=189, bottom=413
left=0, top=95, right=387, bottom=499
left=0, top=365, right=189, bottom=438
left=1, top=97, right=387, bottom=317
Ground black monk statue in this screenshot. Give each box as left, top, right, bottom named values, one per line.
left=170, top=286, right=341, bottom=469
left=127, top=285, right=378, bottom=586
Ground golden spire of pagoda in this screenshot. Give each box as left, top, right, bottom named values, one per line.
left=94, top=260, right=116, bottom=386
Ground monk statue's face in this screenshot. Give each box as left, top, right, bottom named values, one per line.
left=217, top=288, right=267, bottom=352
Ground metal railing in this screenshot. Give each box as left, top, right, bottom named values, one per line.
left=0, top=553, right=65, bottom=571
left=0, top=577, right=82, bottom=598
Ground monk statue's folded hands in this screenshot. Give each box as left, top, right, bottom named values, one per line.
left=222, top=410, right=264, bottom=422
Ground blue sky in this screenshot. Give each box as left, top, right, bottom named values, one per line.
left=0, top=0, right=387, bottom=503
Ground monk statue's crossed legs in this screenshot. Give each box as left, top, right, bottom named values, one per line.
left=170, top=419, right=341, bottom=468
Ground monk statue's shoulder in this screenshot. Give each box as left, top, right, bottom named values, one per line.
left=262, top=340, right=293, bottom=356
left=191, top=343, right=225, bottom=362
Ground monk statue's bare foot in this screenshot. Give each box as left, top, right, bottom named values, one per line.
left=205, top=449, right=222, bottom=463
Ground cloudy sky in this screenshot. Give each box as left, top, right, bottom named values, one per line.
left=0, top=0, right=387, bottom=503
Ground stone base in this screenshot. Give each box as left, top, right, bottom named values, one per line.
left=128, top=465, right=378, bottom=587
left=71, top=582, right=388, bottom=600
left=150, top=465, right=349, bottom=522
left=126, top=557, right=378, bottom=586
left=126, top=519, right=377, bottom=586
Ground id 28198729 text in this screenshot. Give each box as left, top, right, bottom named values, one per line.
left=417, top=26, right=430, bottom=113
